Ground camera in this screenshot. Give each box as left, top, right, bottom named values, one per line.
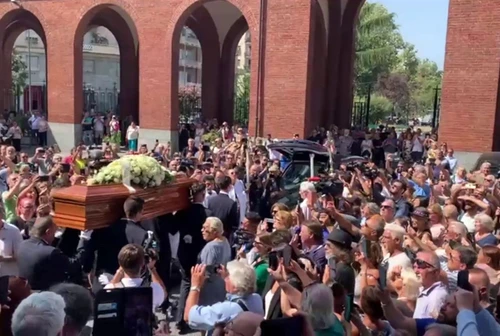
left=314, top=179, right=344, bottom=198
left=143, top=231, right=159, bottom=266
left=233, top=229, right=255, bottom=250
left=346, top=161, right=379, bottom=179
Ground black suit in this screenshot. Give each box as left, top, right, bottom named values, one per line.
left=172, top=203, right=210, bottom=323
left=17, top=237, right=80, bottom=291
left=261, top=274, right=302, bottom=320
left=207, top=192, right=239, bottom=239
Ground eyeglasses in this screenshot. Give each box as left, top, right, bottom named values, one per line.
left=414, top=259, right=435, bottom=269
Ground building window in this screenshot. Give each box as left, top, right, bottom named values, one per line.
left=83, top=60, right=95, bottom=73
left=25, top=56, right=39, bottom=71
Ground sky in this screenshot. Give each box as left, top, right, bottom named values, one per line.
left=374, top=0, right=450, bottom=69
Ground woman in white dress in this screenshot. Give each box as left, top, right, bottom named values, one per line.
left=194, top=122, right=204, bottom=148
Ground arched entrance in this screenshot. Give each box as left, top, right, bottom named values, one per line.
left=74, top=4, right=139, bottom=137
left=0, top=9, right=47, bottom=119
left=171, top=0, right=253, bottom=139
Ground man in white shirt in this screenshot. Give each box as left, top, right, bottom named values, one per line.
left=411, top=129, right=425, bottom=163
left=299, top=182, right=318, bottom=221
left=381, top=224, right=412, bottom=274
left=228, top=167, right=248, bottom=225
left=104, top=244, right=166, bottom=310
left=28, top=112, right=41, bottom=146
left=0, top=218, right=22, bottom=277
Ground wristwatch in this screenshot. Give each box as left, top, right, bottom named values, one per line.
left=190, top=286, right=200, bottom=292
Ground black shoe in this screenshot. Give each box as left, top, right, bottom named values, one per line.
left=176, top=321, right=193, bottom=335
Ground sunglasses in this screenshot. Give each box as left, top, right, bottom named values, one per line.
left=381, top=205, right=393, bottom=210
left=414, top=259, right=435, bottom=269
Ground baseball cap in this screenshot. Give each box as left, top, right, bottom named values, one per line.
left=412, top=207, right=429, bottom=218
left=327, top=228, right=353, bottom=250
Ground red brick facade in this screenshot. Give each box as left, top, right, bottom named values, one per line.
left=440, top=0, right=500, bottom=153
left=0, top=0, right=363, bottom=146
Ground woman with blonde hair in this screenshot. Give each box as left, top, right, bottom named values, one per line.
left=428, top=204, right=446, bottom=246
left=273, top=210, right=293, bottom=230
left=475, top=213, right=499, bottom=247
left=390, top=267, right=421, bottom=314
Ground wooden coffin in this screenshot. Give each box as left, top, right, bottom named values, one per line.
left=52, top=178, right=194, bottom=230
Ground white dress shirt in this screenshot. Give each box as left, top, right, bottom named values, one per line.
left=0, top=221, right=22, bottom=277
left=104, top=277, right=165, bottom=310
left=229, top=179, right=247, bottom=225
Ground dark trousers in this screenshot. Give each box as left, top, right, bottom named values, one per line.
left=176, top=274, right=191, bottom=323
left=12, top=138, right=21, bottom=152
left=411, top=151, right=423, bottom=163
left=38, top=131, right=47, bottom=147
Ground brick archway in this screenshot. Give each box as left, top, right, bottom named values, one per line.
left=0, top=9, right=47, bottom=114
left=220, top=16, right=249, bottom=125
left=185, top=6, right=220, bottom=122
left=170, top=0, right=254, bottom=131
left=74, top=4, right=139, bottom=125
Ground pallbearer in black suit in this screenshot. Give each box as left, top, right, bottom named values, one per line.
left=207, top=175, right=239, bottom=240
left=174, top=182, right=210, bottom=333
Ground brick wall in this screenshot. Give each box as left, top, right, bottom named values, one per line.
left=440, top=0, right=500, bottom=152
left=0, top=0, right=361, bottom=140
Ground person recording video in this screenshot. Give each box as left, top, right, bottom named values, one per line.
left=104, top=244, right=166, bottom=310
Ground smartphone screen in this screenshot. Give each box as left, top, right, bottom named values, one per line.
left=268, top=252, right=279, bottom=271
left=0, top=276, right=9, bottom=305
left=344, top=294, right=354, bottom=322
left=260, top=315, right=305, bottom=336
left=265, top=218, right=274, bottom=232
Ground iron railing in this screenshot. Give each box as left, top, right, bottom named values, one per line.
left=83, top=83, right=119, bottom=114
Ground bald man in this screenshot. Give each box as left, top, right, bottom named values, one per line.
left=469, top=268, right=494, bottom=313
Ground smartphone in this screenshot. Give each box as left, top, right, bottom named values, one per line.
left=328, top=257, right=337, bottom=280
left=296, top=200, right=302, bottom=213
left=378, top=265, right=388, bottom=289
left=39, top=175, right=50, bottom=182
left=344, top=294, right=354, bottom=322
left=457, top=270, right=473, bottom=291
left=275, top=244, right=294, bottom=267
left=0, top=276, right=9, bottom=305
left=60, top=163, right=71, bottom=173
left=361, top=239, right=372, bottom=259
left=265, top=218, right=274, bottom=232
left=260, top=315, right=305, bottom=336
left=268, top=251, right=279, bottom=271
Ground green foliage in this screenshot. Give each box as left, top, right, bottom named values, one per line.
left=202, top=130, right=221, bottom=144
left=178, top=86, right=201, bottom=123
left=11, top=50, right=28, bottom=110
left=234, top=72, right=250, bottom=126
left=368, top=95, right=393, bottom=124
left=354, top=2, right=443, bottom=122
left=355, top=2, right=403, bottom=95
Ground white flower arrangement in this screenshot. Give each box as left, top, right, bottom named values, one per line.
left=87, top=155, right=175, bottom=188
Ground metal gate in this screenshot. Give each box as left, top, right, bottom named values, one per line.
left=83, top=84, right=120, bottom=114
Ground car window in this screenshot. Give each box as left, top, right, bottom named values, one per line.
left=278, top=162, right=326, bottom=207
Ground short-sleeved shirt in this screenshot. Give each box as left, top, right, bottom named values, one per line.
left=2, top=192, right=18, bottom=223
left=413, top=281, right=448, bottom=319
left=0, top=221, right=22, bottom=276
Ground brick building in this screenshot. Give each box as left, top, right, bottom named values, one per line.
left=0, top=0, right=365, bottom=152
left=440, top=0, right=500, bottom=156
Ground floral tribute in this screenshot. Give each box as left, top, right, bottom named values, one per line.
left=87, top=155, right=175, bottom=188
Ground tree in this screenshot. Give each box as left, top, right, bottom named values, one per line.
left=355, top=2, right=404, bottom=94
left=11, top=50, right=28, bottom=112
left=234, top=71, right=250, bottom=126
left=397, top=42, right=420, bottom=79
left=369, top=95, right=393, bottom=124
left=375, top=72, right=410, bottom=117
left=410, top=59, right=442, bottom=117
left=178, top=85, right=201, bottom=122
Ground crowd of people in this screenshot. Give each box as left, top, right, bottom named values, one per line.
left=0, top=118, right=499, bottom=336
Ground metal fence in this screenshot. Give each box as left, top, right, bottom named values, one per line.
left=352, top=101, right=369, bottom=129
left=179, top=95, right=202, bottom=124
left=83, top=85, right=120, bottom=114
